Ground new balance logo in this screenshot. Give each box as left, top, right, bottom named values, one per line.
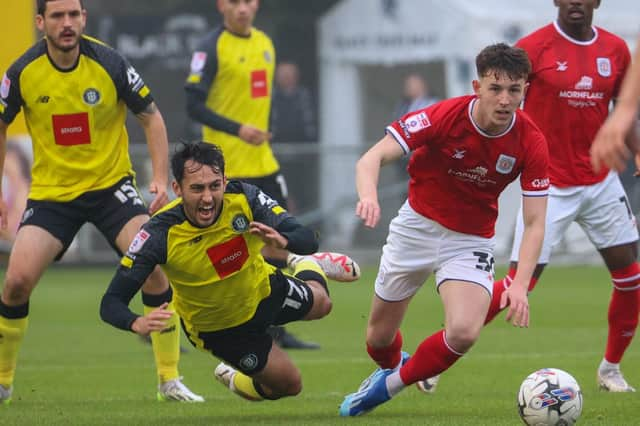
left=37, top=96, right=50, bottom=103
left=189, top=236, right=203, bottom=245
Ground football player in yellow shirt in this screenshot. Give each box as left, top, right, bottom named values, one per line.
left=0, top=0, right=200, bottom=403
left=101, top=141, right=361, bottom=402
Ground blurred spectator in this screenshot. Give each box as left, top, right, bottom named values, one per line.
left=394, top=73, right=439, bottom=119
left=271, top=61, right=317, bottom=143
left=0, top=142, right=31, bottom=244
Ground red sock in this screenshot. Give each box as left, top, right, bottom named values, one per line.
left=399, top=330, right=462, bottom=385
left=366, top=330, right=403, bottom=369
left=485, top=267, right=538, bottom=325
left=605, top=263, right=640, bottom=363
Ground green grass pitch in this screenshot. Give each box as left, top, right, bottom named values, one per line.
left=0, top=265, right=638, bottom=425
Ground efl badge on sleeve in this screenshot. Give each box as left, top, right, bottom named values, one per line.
left=496, top=154, right=516, bottom=174
left=128, top=229, right=150, bottom=254
left=597, top=57, right=611, bottom=77
left=0, top=74, right=10, bottom=99
left=190, top=51, right=207, bottom=73
left=405, top=112, right=431, bottom=133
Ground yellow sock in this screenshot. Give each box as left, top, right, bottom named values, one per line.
left=293, top=259, right=327, bottom=282
left=0, top=316, right=28, bottom=386
left=144, top=302, right=180, bottom=384
left=231, top=371, right=264, bottom=401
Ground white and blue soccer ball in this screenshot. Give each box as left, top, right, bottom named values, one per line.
left=517, top=368, right=583, bottom=426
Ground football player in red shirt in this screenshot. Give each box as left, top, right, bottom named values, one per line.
left=339, top=43, right=549, bottom=417
left=591, top=34, right=640, bottom=173
left=491, top=0, right=639, bottom=393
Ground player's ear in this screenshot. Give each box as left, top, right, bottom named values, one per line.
left=472, top=79, right=481, bottom=95
left=172, top=180, right=182, bottom=198
left=35, top=14, right=44, bottom=32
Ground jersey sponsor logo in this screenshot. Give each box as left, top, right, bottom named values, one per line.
left=126, top=66, right=145, bottom=92
left=189, top=51, right=207, bottom=74
left=452, top=149, right=466, bottom=159
left=206, top=235, right=249, bottom=278
left=128, top=229, right=150, bottom=254
left=52, top=112, right=91, bottom=146
left=531, top=177, right=549, bottom=188
left=251, top=69, right=268, bottom=98
left=404, top=112, right=431, bottom=133
left=232, top=214, right=250, bottom=233
left=556, top=61, right=568, bottom=71
left=83, top=88, right=101, bottom=105
left=448, top=166, right=497, bottom=186
left=495, top=154, right=516, bottom=174
left=574, top=76, right=593, bottom=90
left=597, top=57, right=611, bottom=77
left=0, top=74, right=10, bottom=99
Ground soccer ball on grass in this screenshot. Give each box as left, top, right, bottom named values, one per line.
left=517, top=368, right=582, bottom=425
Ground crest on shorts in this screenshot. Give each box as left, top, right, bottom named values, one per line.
left=597, top=57, right=611, bottom=77
left=128, top=229, right=150, bottom=254
left=496, top=154, right=516, bottom=174
left=231, top=214, right=250, bottom=233
left=239, top=353, right=259, bottom=371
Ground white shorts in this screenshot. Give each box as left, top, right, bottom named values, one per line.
left=511, top=171, right=639, bottom=264
left=374, top=201, right=496, bottom=302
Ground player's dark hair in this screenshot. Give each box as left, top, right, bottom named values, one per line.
left=476, top=43, right=531, bottom=81
left=37, top=0, right=85, bottom=15
left=171, top=141, right=226, bottom=183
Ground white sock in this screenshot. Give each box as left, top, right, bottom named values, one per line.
left=599, top=358, right=620, bottom=372
left=385, top=371, right=406, bottom=397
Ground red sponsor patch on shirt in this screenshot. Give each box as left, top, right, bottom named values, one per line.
left=250, top=69, right=268, bottom=98
left=206, top=235, right=249, bottom=278
left=52, top=112, right=91, bottom=146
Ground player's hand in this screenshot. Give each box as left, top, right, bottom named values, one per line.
left=591, top=111, right=637, bottom=173
left=0, top=198, right=8, bottom=230
left=248, top=221, right=287, bottom=249
left=356, top=197, right=381, bottom=228
left=130, top=302, right=173, bottom=336
left=239, top=125, right=272, bottom=146
left=148, top=181, right=169, bottom=214
left=502, top=282, right=529, bottom=328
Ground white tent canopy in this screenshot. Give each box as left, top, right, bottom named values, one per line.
left=317, top=0, right=640, bottom=249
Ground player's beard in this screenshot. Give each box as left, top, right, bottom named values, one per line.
left=48, top=32, right=81, bottom=53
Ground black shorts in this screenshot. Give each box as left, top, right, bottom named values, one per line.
left=182, top=269, right=314, bottom=375
left=20, top=176, right=148, bottom=260
left=237, top=171, right=288, bottom=209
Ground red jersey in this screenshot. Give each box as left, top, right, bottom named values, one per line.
left=516, top=22, right=630, bottom=187
left=386, top=95, right=549, bottom=238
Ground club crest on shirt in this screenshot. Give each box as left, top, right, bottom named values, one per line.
left=128, top=229, right=150, bottom=254
left=264, top=50, right=272, bottom=62
left=556, top=61, right=568, bottom=71
left=596, top=57, right=611, bottom=77
left=496, top=154, right=515, bottom=174
left=83, top=88, right=101, bottom=105
left=232, top=214, right=250, bottom=233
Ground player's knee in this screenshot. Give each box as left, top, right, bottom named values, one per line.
left=445, top=323, right=481, bottom=353
left=314, top=292, right=333, bottom=318
left=3, top=270, right=36, bottom=304
left=272, top=372, right=302, bottom=397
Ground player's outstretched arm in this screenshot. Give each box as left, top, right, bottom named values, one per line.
left=592, top=36, right=640, bottom=173
left=0, top=121, right=9, bottom=230
left=355, top=133, right=404, bottom=228
left=503, top=195, right=547, bottom=328
left=135, top=102, right=169, bottom=214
